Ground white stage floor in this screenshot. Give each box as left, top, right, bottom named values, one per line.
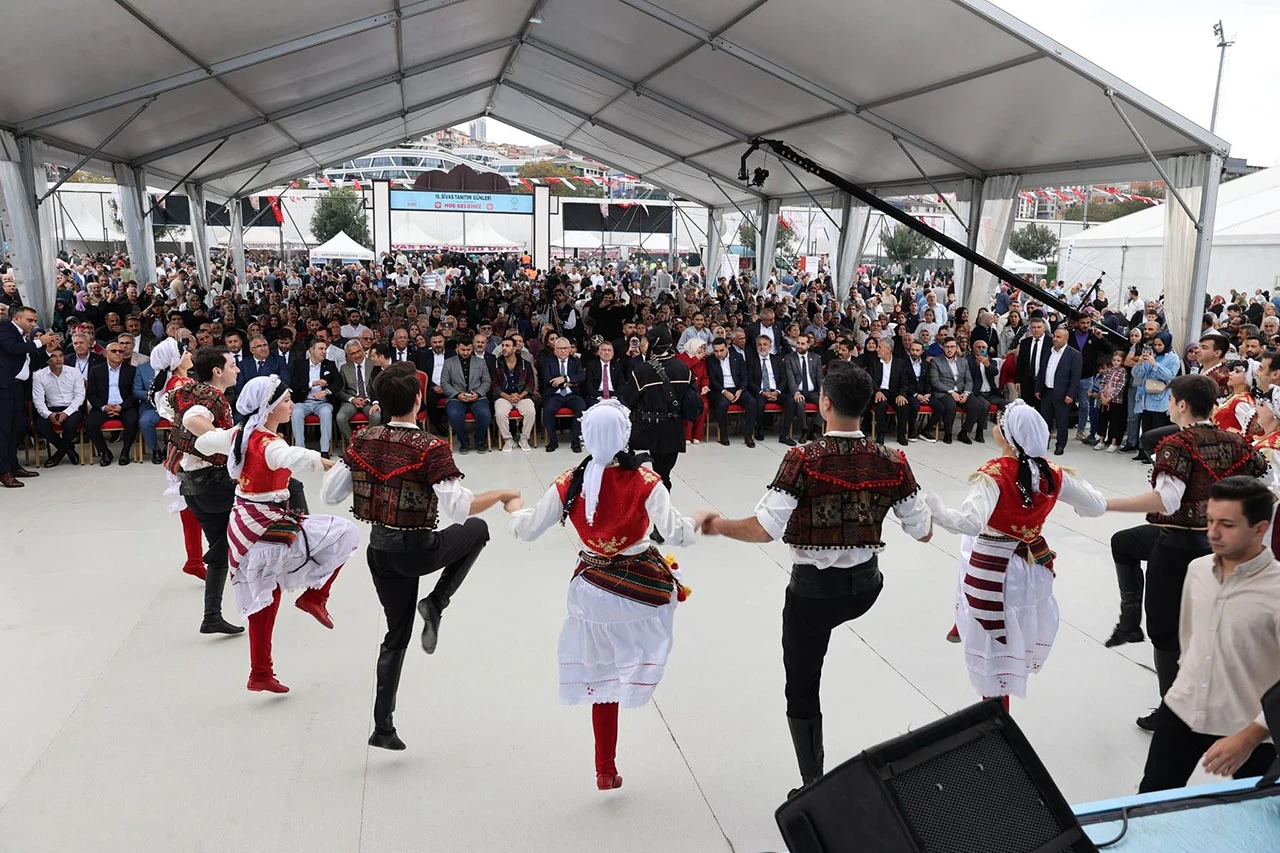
left=0, top=432, right=1188, bottom=851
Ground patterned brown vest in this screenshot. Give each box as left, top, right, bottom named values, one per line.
left=345, top=425, right=462, bottom=530
left=768, top=436, right=920, bottom=550
left=1146, top=424, right=1266, bottom=528
left=167, top=383, right=233, bottom=465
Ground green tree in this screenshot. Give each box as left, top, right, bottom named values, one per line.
left=879, top=223, right=935, bottom=263
left=310, top=187, right=370, bottom=246
left=737, top=217, right=798, bottom=258
left=515, top=161, right=604, bottom=197
left=1009, top=223, right=1059, bottom=262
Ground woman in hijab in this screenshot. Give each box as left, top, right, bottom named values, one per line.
left=677, top=337, right=710, bottom=445
left=509, top=400, right=709, bottom=791
left=194, top=375, right=360, bottom=694
left=151, top=336, right=206, bottom=581
left=924, top=400, right=1107, bottom=707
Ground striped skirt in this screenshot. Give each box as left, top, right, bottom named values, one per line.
left=227, top=497, right=359, bottom=618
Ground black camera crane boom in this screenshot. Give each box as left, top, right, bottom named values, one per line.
left=740, top=138, right=1126, bottom=344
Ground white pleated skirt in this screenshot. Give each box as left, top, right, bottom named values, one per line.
left=955, top=535, right=1059, bottom=699
left=230, top=513, right=360, bottom=618
left=557, top=575, right=678, bottom=708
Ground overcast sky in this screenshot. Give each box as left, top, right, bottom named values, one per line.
left=458, top=0, right=1278, bottom=166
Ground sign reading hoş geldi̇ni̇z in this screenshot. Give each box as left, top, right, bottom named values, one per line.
left=389, top=190, right=533, bottom=214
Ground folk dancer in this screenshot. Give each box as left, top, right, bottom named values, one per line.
left=1104, top=374, right=1268, bottom=730
left=321, top=363, right=518, bottom=749
left=196, top=376, right=360, bottom=693
left=509, top=400, right=703, bottom=791
left=924, top=400, right=1107, bottom=707
left=150, top=338, right=208, bottom=581
left=696, top=362, right=932, bottom=796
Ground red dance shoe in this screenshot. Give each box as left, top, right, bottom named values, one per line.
left=247, top=674, right=290, bottom=693
left=596, top=773, right=623, bottom=791
left=182, top=560, right=207, bottom=581
left=945, top=624, right=960, bottom=644
left=295, top=595, right=334, bottom=629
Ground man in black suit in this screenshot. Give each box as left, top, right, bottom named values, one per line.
left=865, top=336, right=912, bottom=446
left=86, top=340, right=140, bottom=466
left=388, top=328, right=416, bottom=365
left=966, top=338, right=1008, bottom=443
left=1037, top=326, right=1083, bottom=455
left=902, top=339, right=931, bottom=441
left=0, top=307, right=58, bottom=486
left=707, top=337, right=757, bottom=447
left=745, top=307, right=791, bottom=358
left=412, top=332, right=449, bottom=434
left=64, top=331, right=105, bottom=385
left=583, top=340, right=627, bottom=407
left=783, top=335, right=824, bottom=441
left=540, top=336, right=586, bottom=453
left=749, top=334, right=796, bottom=445
left=238, top=335, right=289, bottom=389
left=1015, top=316, right=1051, bottom=405
left=288, top=338, right=343, bottom=457
left=269, top=329, right=296, bottom=386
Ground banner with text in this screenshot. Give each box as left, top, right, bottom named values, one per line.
left=389, top=190, right=533, bottom=214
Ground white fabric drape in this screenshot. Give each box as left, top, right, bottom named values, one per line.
left=185, top=182, right=212, bottom=295
left=704, top=207, right=728, bottom=287
left=758, top=199, right=781, bottom=284
left=230, top=198, right=247, bottom=293
left=1162, top=154, right=1206, bottom=356
left=834, top=192, right=871, bottom=300
left=112, top=163, right=156, bottom=285
left=967, top=174, right=1022, bottom=321
left=0, top=133, right=56, bottom=322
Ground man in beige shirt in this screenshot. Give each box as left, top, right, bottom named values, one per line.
left=1139, top=475, right=1280, bottom=792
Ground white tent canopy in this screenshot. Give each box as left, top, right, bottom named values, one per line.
left=309, top=231, right=374, bottom=263
left=1059, top=167, right=1280, bottom=301
left=1004, top=251, right=1047, bottom=276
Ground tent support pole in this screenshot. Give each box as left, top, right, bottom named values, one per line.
left=894, top=137, right=968, bottom=233
left=1104, top=90, right=1199, bottom=227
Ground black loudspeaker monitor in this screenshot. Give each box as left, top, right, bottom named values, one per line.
left=776, top=699, right=1097, bottom=853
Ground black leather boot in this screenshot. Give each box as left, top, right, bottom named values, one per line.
left=1137, top=649, right=1181, bottom=731
left=1105, top=589, right=1145, bottom=647
left=418, top=523, right=489, bottom=654
left=368, top=647, right=408, bottom=750
left=200, top=563, right=244, bottom=635
left=786, top=715, right=824, bottom=798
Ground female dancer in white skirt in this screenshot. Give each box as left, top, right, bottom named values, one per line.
left=924, top=400, right=1107, bottom=707
left=195, top=376, right=360, bottom=693
left=509, top=400, right=709, bottom=790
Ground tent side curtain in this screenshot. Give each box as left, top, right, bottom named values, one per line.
left=1162, top=154, right=1206, bottom=354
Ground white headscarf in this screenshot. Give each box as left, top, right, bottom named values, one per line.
left=997, top=399, right=1053, bottom=502
left=228, top=375, right=290, bottom=480
left=580, top=399, right=632, bottom=525
left=149, top=337, right=183, bottom=372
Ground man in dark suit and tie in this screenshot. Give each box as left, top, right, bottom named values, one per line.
left=335, top=339, right=382, bottom=443
left=86, top=339, right=140, bottom=466
left=707, top=336, right=757, bottom=447
left=412, top=332, right=449, bottom=434
left=583, top=340, right=627, bottom=407
left=745, top=307, right=791, bottom=358
left=65, top=331, right=105, bottom=383
left=269, top=329, right=297, bottom=387
left=1016, top=316, right=1051, bottom=405
left=749, top=334, right=795, bottom=445
left=783, top=335, right=824, bottom=441
left=865, top=336, right=912, bottom=446
left=1037, top=326, right=1083, bottom=455
left=238, top=334, right=289, bottom=387
left=0, top=307, right=58, bottom=486
left=965, top=338, right=1008, bottom=443
left=289, top=338, right=343, bottom=457
left=388, top=328, right=415, bottom=365
left=541, top=336, right=586, bottom=453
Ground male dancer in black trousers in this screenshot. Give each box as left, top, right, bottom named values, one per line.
left=321, top=362, right=518, bottom=750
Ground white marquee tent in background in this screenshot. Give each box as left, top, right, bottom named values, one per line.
left=1058, top=167, right=1280, bottom=301
left=309, top=231, right=374, bottom=264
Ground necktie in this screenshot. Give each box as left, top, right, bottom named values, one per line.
left=763, top=359, right=772, bottom=392
left=356, top=365, right=366, bottom=398
left=800, top=357, right=809, bottom=392
left=602, top=364, right=610, bottom=399
left=1032, top=339, right=1041, bottom=374
left=560, top=359, right=569, bottom=395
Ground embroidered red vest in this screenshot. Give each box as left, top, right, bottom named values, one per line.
left=1147, top=424, right=1265, bottom=527
left=1254, top=430, right=1280, bottom=452
left=976, top=456, right=1062, bottom=542
left=769, top=436, right=919, bottom=550
left=345, top=425, right=461, bottom=530
left=168, top=382, right=233, bottom=465
left=555, top=465, right=663, bottom=556
left=1212, top=394, right=1256, bottom=434
left=237, top=429, right=292, bottom=494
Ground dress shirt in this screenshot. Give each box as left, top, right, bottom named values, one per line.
left=978, top=362, right=992, bottom=394
left=74, top=358, right=90, bottom=382
left=12, top=321, right=44, bottom=380
left=944, top=358, right=961, bottom=391
left=320, top=420, right=473, bottom=522
left=798, top=355, right=814, bottom=393
left=308, top=360, right=322, bottom=393
left=599, top=361, right=613, bottom=398
left=910, top=358, right=923, bottom=382
left=1164, top=547, right=1280, bottom=738
left=106, top=365, right=124, bottom=406
left=878, top=357, right=893, bottom=389
left=717, top=356, right=735, bottom=390
left=33, top=366, right=84, bottom=417
left=395, top=348, right=410, bottom=362
left=352, top=362, right=368, bottom=398
left=1044, top=345, right=1065, bottom=389
left=430, top=354, right=445, bottom=386
left=754, top=429, right=932, bottom=569
left=1028, top=336, right=1043, bottom=378
left=557, top=358, right=570, bottom=395
left=761, top=356, right=776, bottom=392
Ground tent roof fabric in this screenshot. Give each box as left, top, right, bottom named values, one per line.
left=1064, top=167, right=1280, bottom=249
left=309, top=230, right=375, bottom=261
left=2, top=0, right=1226, bottom=208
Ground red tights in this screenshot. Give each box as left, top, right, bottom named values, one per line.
left=592, top=702, right=619, bottom=776
left=248, top=587, right=282, bottom=680
left=180, top=509, right=205, bottom=578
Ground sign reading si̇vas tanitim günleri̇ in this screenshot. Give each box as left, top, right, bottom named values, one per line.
left=389, top=190, right=533, bottom=214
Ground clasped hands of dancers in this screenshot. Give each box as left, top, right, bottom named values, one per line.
left=161, top=350, right=1278, bottom=797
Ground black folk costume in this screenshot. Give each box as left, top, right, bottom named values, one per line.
left=756, top=431, right=931, bottom=793
left=322, top=420, right=489, bottom=750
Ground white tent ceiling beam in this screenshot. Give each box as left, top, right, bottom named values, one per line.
left=486, top=0, right=547, bottom=116
left=36, top=97, right=156, bottom=205
left=15, top=0, right=470, bottom=134
left=684, top=110, right=844, bottom=162
left=1106, top=90, right=1199, bottom=226
left=523, top=38, right=750, bottom=144
left=501, top=81, right=766, bottom=201
left=200, top=81, right=493, bottom=185
left=615, top=0, right=985, bottom=178
left=859, top=53, right=1044, bottom=111
left=131, top=36, right=518, bottom=167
